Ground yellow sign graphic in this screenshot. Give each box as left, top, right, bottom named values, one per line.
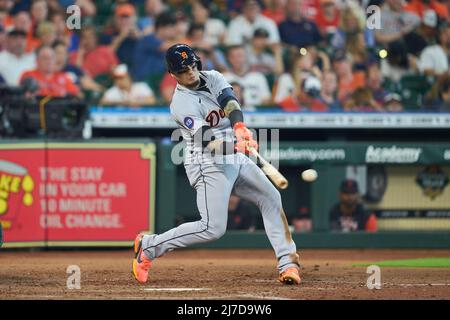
left=0, top=160, right=34, bottom=229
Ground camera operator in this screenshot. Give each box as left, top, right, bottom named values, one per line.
left=19, top=45, right=80, bottom=98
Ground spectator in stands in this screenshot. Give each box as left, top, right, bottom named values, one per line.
left=261, top=0, right=286, bottom=25
left=332, top=50, right=365, bottom=103
left=374, top=0, right=421, bottom=46
left=223, top=44, right=272, bottom=109
left=100, top=64, right=156, bottom=107
left=102, top=3, right=141, bottom=68
left=53, top=40, right=103, bottom=96
left=0, top=9, right=7, bottom=31
left=191, top=0, right=227, bottom=46
left=278, top=0, right=322, bottom=49
left=230, top=80, right=245, bottom=105
left=278, top=75, right=328, bottom=112
left=329, top=179, right=377, bottom=232
left=72, top=0, right=97, bottom=19
left=30, top=0, right=49, bottom=28
left=346, top=31, right=376, bottom=72
left=0, top=28, right=35, bottom=85
left=366, top=61, right=390, bottom=107
left=344, top=87, right=384, bottom=112
left=319, top=70, right=342, bottom=112
left=246, top=27, right=283, bottom=75
left=0, top=23, right=5, bottom=51
left=409, top=22, right=450, bottom=77
left=193, top=46, right=227, bottom=73
left=384, top=92, right=403, bottom=112
left=69, top=25, right=119, bottom=78
left=20, top=45, right=80, bottom=97
left=50, top=10, right=72, bottom=47
left=227, top=194, right=262, bottom=231
left=36, top=21, right=56, bottom=47
left=0, top=0, right=14, bottom=23
left=331, top=3, right=374, bottom=50
left=138, top=0, right=166, bottom=36
left=274, top=52, right=322, bottom=103
left=404, top=0, right=448, bottom=20
left=182, top=24, right=228, bottom=72
left=315, top=0, right=340, bottom=37
left=12, top=10, right=38, bottom=53
left=380, top=39, right=415, bottom=82
left=225, top=0, right=280, bottom=46
left=425, top=72, right=450, bottom=111
left=131, top=12, right=178, bottom=82
left=403, top=9, right=440, bottom=57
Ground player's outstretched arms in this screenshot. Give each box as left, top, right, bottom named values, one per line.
left=217, top=88, right=259, bottom=154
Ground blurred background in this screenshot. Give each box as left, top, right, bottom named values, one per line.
left=0, top=0, right=450, bottom=248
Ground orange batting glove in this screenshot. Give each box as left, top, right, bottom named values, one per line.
left=233, top=122, right=258, bottom=154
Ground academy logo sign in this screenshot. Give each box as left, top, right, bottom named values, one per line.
left=416, top=165, right=449, bottom=200
left=365, top=145, right=422, bottom=163
left=271, top=147, right=346, bottom=162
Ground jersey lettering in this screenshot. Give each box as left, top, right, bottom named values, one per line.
left=205, top=109, right=226, bottom=127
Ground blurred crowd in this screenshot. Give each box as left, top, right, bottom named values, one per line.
left=1, top=0, right=450, bottom=112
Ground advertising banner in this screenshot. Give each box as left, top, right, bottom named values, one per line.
left=0, top=142, right=155, bottom=247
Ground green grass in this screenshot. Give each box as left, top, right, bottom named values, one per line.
left=353, top=257, right=450, bottom=268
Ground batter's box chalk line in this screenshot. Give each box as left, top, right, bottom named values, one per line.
left=143, top=287, right=211, bottom=292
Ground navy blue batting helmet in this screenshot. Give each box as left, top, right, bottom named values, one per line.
left=165, top=44, right=202, bottom=74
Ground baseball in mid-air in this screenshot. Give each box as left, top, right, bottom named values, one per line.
left=301, top=169, right=318, bottom=182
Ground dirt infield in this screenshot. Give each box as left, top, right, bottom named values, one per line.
left=0, top=249, right=449, bottom=300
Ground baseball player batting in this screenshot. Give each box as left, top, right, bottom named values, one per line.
left=132, top=44, right=301, bottom=285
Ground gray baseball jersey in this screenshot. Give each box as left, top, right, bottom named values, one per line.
left=141, top=70, right=300, bottom=273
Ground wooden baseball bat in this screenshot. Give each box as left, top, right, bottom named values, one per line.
left=248, top=147, right=289, bottom=190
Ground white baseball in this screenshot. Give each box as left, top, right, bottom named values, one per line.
left=301, top=169, right=318, bottom=182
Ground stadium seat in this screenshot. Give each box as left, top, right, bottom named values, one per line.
left=94, top=73, right=113, bottom=90
left=399, top=75, right=433, bottom=110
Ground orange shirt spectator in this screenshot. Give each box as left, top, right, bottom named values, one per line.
left=333, top=52, right=366, bottom=102
left=404, top=0, right=448, bottom=19
left=20, top=69, right=80, bottom=97
left=338, top=71, right=365, bottom=102
left=279, top=94, right=328, bottom=112
left=20, top=45, right=80, bottom=97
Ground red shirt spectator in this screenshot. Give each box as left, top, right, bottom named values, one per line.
left=315, top=0, right=340, bottom=34
left=70, top=45, right=119, bottom=78
left=20, top=46, right=80, bottom=97
left=69, top=25, right=119, bottom=78
left=404, top=0, right=448, bottom=19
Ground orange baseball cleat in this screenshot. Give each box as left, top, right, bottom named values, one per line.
left=278, top=267, right=301, bottom=285
left=132, top=233, right=152, bottom=284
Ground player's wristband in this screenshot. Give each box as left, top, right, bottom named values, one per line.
left=233, top=122, right=246, bottom=131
